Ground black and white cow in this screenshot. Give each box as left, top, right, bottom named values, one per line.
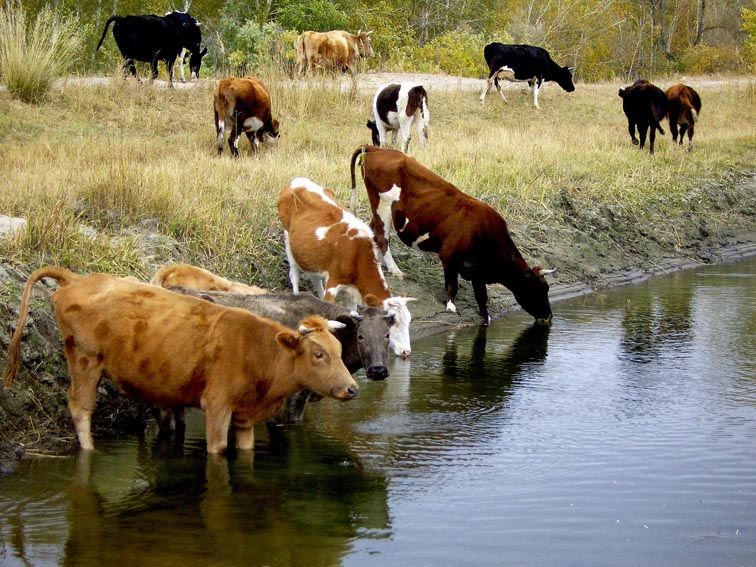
left=366, top=83, right=430, bottom=153
left=479, top=43, right=575, bottom=108
left=175, top=46, right=208, bottom=82
left=96, top=11, right=205, bottom=87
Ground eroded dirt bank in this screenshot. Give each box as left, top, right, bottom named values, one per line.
left=1, top=172, right=755, bottom=471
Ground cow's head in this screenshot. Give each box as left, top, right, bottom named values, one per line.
left=366, top=120, right=380, bottom=145
left=278, top=316, right=358, bottom=401
left=257, top=118, right=280, bottom=148
left=355, top=29, right=375, bottom=58
left=512, top=267, right=554, bottom=325
left=376, top=295, right=415, bottom=358
left=189, top=46, right=208, bottom=80
left=556, top=65, right=576, bottom=93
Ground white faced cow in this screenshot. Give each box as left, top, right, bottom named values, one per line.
left=278, top=177, right=414, bottom=358
left=479, top=43, right=575, bottom=109
left=96, top=11, right=205, bottom=88
left=350, top=145, right=554, bottom=326
left=366, top=83, right=430, bottom=154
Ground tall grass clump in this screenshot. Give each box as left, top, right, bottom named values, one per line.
left=0, top=1, right=81, bottom=103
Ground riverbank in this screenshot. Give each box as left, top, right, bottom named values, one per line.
left=1, top=72, right=755, bottom=469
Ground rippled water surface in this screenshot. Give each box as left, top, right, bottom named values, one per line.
left=2, top=257, right=755, bottom=567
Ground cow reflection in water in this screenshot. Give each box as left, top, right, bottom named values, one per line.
left=442, top=324, right=551, bottom=398
left=62, top=431, right=389, bottom=566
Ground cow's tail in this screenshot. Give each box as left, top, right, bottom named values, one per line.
left=96, top=16, right=120, bottom=51
left=4, top=267, right=79, bottom=388
left=294, top=33, right=306, bottom=75
left=214, top=86, right=234, bottom=154
left=651, top=99, right=666, bottom=136
left=349, top=145, right=370, bottom=213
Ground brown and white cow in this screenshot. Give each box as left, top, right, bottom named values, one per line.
left=665, top=84, right=702, bottom=151
left=151, top=263, right=268, bottom=294
left=294, top=30, right=374, bottom=76
left=214, top=77, right=280, bottom=157
left=278, top=177, right=414, bottom=357
left=618, top=79, right=668, bottom=154
left=350, top=145, right=554, bottom=326
left=3, top=266, right=357, bottom=454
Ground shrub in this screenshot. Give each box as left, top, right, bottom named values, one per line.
left=677, top=43, right=743, bottom=75
left=415, top=31, right=491, bottom=77
left=0, top=1, right=81, bottom=103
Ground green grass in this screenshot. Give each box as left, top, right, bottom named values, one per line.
left=0, top=69, right=754, bottom=289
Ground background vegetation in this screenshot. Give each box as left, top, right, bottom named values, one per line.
left=11, top=0, right=756, bottom=82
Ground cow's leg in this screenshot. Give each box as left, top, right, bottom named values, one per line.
left=376, top=189, right=404, bottom=278
left=669, top=117, right=680, bottom=144
left=495, top=78, right=509, bottom=104
left=228, top=119, right=241, bottom=157
left=123, top=58, right=137, bottom=80
left=472, top=280, right=491, bottom=326
left=245, top=132, right=259, bottom=154
left=399, top=121, right=412, bottom=153
left=628, top=121, right=639, bottom=146
left=685, top=123, right=694, bottom=151
left=202, top=402, right=232, bottom=454
left=443, top=264, right=460, bottom=314
left=166, top=57, right=176, bottom=88
left=417, top=115, right=428, bottom=148
left=637, top=122, right=648, bottom=150
left=376, top=122, right=390, bottom=148
left=648, top=123, right=656, bottom=154
left=283, top=231, right=302, bottom=293
left=65, top=351, right=103, bottom=451
left=532, top=79, right=542, bottom=109
left=149, top=59, right=159, bottom=84
left=479, top=75, right=494, bottom=103
left=309, top=274, right=326, bottom=299
left=233, top=414, right=255, bottom=451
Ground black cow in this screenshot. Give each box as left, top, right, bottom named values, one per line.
left=479, top=43, right=575, bottom=108
left=96, top=11, right=205, bottom=87
left=618, top=79, right=668, bottom=154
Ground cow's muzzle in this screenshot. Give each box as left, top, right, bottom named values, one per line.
left=366, top=365, right=389, bottom=381
left=332, top=384, right=360, bottom=401
left=535, top=314, right=553, bottom=326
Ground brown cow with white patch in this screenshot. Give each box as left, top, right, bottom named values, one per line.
left=295, top=30, right=374, bottom=76
left=278, top=177, right=414, bottom=358
left=665, top=84, right=702, bottom=151
left=151, top=263, right=268, bottom=294
left=350, top=145, right=554, bottom=326
left=3, top=266, right=357, bottom=454
left=214, top=77, right=280, bottom=157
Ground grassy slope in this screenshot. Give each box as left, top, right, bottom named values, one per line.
left=0, top=72, right=755, bottom=306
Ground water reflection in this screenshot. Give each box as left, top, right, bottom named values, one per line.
left=619, top=273, right=695, bottom=364
left=5, top=426, right=392, bottom=567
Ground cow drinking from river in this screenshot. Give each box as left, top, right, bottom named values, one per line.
left=350, top=145, right=554, bottom=326
left=3, top=267, right=357, bottom=454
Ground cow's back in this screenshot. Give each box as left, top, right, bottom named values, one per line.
left=112, top=15, right=177, bottom=61
left=52, top=275, right=281, bottom=407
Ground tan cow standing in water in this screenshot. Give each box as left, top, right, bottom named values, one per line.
left=3, top=266, right=358, bottom=454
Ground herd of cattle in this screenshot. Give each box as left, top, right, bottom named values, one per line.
left=2, top=11, right=704, bottom=455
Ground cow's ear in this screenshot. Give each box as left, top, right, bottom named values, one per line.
left=276, top=330, right=301, bottom=352
left=201, top=47, right=208, bottom=56
left=334, top=313, right=356, bottom=331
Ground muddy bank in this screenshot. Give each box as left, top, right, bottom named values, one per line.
left=1, top=173, right=755, bottom=470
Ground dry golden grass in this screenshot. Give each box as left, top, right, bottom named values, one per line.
left=1, top=69, right=754, bottom=288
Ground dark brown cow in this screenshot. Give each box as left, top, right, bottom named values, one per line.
left=618, top=79, right=668, bottom=154
left=3, top=267, right=357, bottom=454
left=214, top=77, right=280, bottom=157
left=350, top=145, right=554, bottom=326
left=294, top=30, right=374, bottom=76
left=665, top=84, right=702, bottom=151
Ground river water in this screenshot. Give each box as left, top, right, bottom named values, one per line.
left=1, top=257, right=755, bottom=567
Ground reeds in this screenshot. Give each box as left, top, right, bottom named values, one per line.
left=0, top=1, right=80, bottom=103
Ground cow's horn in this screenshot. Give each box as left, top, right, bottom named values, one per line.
left=327, top=320, right=347, bottom=330
left=299, top=324, right=315, bottom=334
left=349, top=311, right=364, bottom=321
left=540, top=268, right=557, bottom=276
